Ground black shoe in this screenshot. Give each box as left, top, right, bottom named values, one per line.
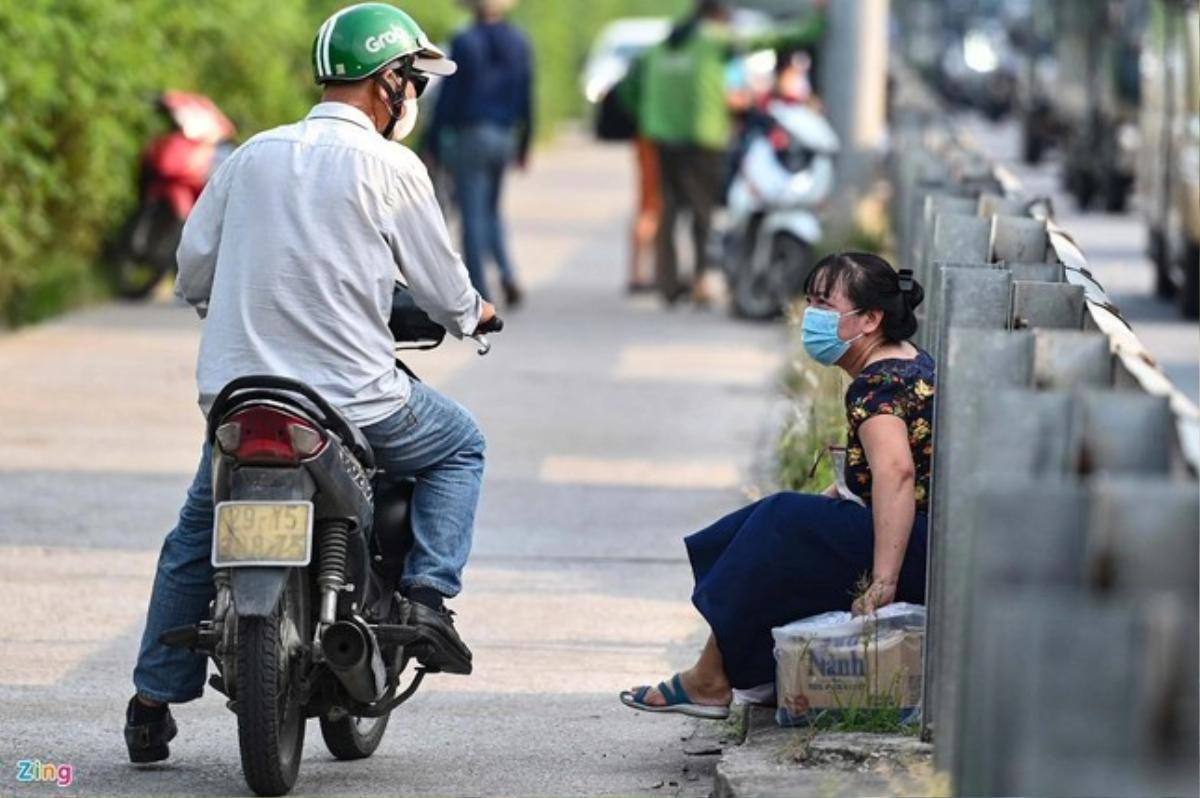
left=124, top=696, right=177, bottom=764
left=661, top=280, right=691, bottom=307
left=502, top=280, right=523, bottom=309
left=406, top=602, right=473, bottom=675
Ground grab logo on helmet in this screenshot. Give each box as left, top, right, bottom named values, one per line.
left=364, top=24, right=410, bottom=54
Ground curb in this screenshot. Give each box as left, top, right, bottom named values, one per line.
left=713, top=706, right=943, bottom=798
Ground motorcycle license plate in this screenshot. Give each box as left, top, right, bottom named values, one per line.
left=212, top=501, right=313, bottom=567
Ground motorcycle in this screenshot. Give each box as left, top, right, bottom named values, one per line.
left=107, top=91, right=237, bottom=299
left=161, top=289, right=502, bottom=796
left=723, top=101, right=839, bottom=320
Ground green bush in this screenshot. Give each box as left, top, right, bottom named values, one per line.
left=0, top=0, right=688, bottom=325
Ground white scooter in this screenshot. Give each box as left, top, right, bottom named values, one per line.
left=724, top=101, right=839, bottom=319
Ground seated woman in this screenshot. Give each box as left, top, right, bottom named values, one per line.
left=620, top=251, right=934, bottom=719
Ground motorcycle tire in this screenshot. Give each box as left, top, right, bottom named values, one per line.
left=732, top=263, right=780, bottom=320
left=732, top=232, right=811, bottom=321
left=110, top=251, right=172, bottom=300
left=109, top=201, right=181, bottom=300
left=319, top=712, right=391, bottom=760
left=731, top=232, right=783, bottom=321
left=235, top=571, right=308, bottom=797
left=774, top=233, right=813, bottom=302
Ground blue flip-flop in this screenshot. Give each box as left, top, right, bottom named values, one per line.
left=619, top=673, right=731, bottom=720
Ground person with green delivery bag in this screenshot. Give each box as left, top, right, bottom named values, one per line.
left=639, top=0, right=825, bottom=306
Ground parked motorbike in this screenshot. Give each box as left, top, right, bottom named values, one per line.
left=724, top=101, right=839, bottom=319
left=161, top=289, right=502, bottom=796
left=106, top=91, right=237, bottom=299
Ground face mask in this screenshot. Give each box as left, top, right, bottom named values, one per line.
left=802, top=306, right=862, bottom=366
left=388, top=98, right=419, bottom=142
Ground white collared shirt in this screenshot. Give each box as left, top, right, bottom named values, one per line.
left=176, top=102, right=482, bottom=426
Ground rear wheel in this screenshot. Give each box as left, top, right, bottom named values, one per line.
left=235, top=571, right=308, bottom=797
left=319, top=712, right=390, bottom=760
left=773, top=233, right=813, bottom=303
left=732, top=232, right=812, bottom=321
left=732, top=255, right=780, bottom=320
left=108, top=201, right=181, bottom=300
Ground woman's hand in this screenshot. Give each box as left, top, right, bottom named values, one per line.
left=851, top=577, right=897, bottom=616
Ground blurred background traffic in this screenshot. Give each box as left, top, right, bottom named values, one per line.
left=897, top=0, right=1199, bottom=320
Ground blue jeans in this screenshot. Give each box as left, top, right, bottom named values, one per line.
left=132, top=381, right=485, bottom=703
left=447, top=124, right=518, bottom=300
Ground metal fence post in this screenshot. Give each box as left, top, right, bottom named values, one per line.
left=1033, top=330, right=1114, bottom=389
left=1009, top=261, right=1066, bottom=283
left=931, top=265, right=1013, bottom=365
left=977, top=193, right=1028, bottom=217
left=985, top=595, right=1150, bottom=797
left=924, top=330, right=1034, bottom=758
left=1079, top=391, right=1174, bottom=473
left=1085, top=478, right=1200, bottom=595
left=956, top=480, right=1088, bottom=794
left=990, top=215, right=1048, bottom=263
left=916, top=213, right=994, bottom=348
left=1012, top=282, right=1087, bottom=329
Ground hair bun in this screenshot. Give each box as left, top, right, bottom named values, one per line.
left=897, top=269, right=924, bottom=311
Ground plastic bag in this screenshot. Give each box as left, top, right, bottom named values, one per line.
left=772, top=603, right=925, bottom=728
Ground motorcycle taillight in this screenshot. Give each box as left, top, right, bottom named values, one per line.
left=769, top=126, right=792, bottom=152
left=215, top=407, right=327, bottom=464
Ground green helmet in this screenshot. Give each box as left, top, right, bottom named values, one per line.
left=312, top=3, right=457, bottom=84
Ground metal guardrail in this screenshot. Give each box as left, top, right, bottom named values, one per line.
left=889, top=65, right=1199, bottom=797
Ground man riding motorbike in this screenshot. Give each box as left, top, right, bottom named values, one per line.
left=125, top=2, right=497, bottom=764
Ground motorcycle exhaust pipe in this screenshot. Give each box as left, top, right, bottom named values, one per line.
left=321, top=620, right=386, bottom=704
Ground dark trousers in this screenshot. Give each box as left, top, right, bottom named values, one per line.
left=655, top=143, right=725, bottom=301
left=685, top=492, right=929, bottom=689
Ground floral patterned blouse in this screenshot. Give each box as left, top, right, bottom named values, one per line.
left=843, top=349, right=936, bottom=512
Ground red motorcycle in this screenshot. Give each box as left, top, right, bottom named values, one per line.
left=108, top=91, right=237, bottom=299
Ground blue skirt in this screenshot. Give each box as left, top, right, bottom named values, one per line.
left=685, top=492, right=928, bottom=689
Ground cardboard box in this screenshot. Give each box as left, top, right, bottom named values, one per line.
left=773, top=603, right=925, bottom=727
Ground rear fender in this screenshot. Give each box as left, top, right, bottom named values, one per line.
left=231, top=568, right=290, bottom=618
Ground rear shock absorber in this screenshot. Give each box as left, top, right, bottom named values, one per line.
left=317, top=521, right=350, bottom=626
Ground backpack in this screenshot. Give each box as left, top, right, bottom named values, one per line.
left=594, top=85, right=638, bottom=141
left=593, top=54, right=646, bottom=142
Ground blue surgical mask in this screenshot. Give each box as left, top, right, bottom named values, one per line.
left=802, top=306, right=862, bottom=366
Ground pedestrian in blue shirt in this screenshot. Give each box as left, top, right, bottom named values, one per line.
left=426, top=0, right=533, bottom=308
